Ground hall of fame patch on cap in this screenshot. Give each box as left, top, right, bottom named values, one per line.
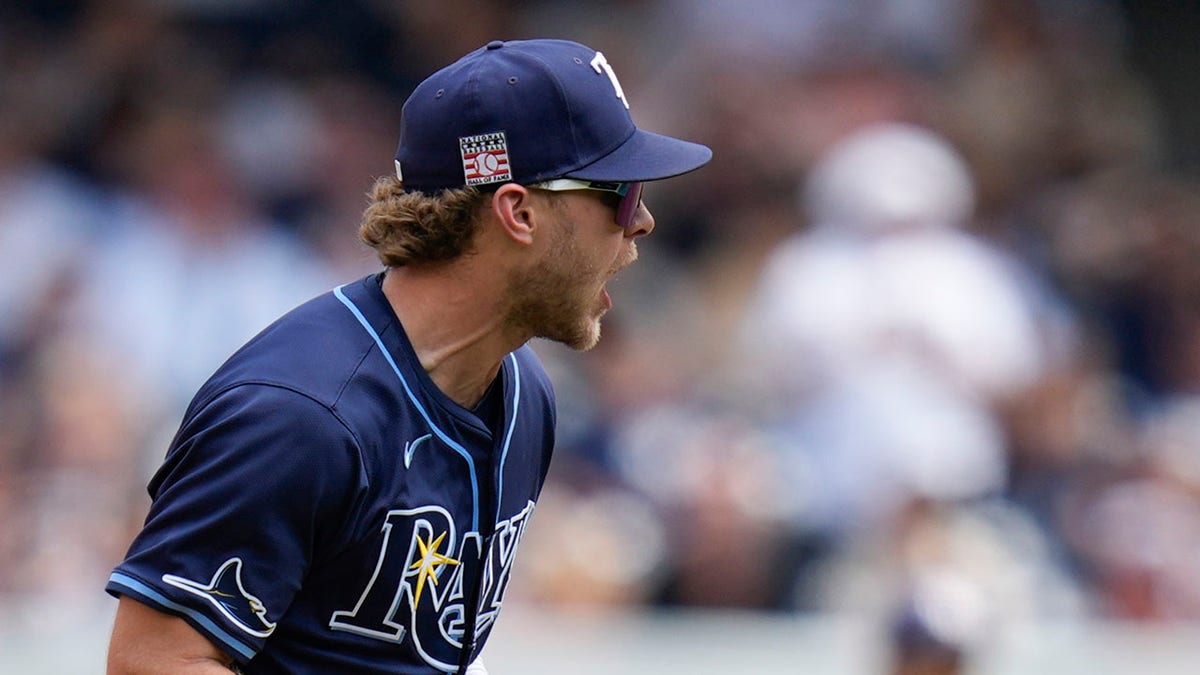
left=461, top=131, right=511, bottom=186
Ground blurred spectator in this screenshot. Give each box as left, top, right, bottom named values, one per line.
left=743, top=122, right=1049, bottom=400
left=736, top=124, right=1054, bottom=550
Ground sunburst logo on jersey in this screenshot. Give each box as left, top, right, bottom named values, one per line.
left=409, top=531, right=460, bottom=608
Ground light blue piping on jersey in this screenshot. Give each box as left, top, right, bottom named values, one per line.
left=497, top=352, right=520, bottom=521
left=334, top=284, right=483, bottom=532
left=109, top=572, right=257, bottom=661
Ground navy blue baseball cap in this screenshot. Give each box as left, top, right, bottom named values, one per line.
left=394, top=39, right=712, bottom=193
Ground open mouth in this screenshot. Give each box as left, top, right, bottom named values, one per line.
left=600, top=247, right=637, bottom=312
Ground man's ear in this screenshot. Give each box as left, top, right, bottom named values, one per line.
left=491, top=183, right=538, bottom=246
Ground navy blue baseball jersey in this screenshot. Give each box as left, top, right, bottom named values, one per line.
left=107, top=273, right=556, bottom=674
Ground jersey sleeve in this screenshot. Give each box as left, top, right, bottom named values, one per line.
left=107, top=383, right=366, bottom=665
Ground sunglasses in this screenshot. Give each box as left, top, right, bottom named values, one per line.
left=528, top=179, right=645, bottom=230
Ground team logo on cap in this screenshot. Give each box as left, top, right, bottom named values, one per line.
left=460, top=132, right=511, bottom=186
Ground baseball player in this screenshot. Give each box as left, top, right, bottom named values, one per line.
left=104, top=38, right=710, bottom=674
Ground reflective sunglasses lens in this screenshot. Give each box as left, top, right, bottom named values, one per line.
left=615, top=182, right=643, bottom=229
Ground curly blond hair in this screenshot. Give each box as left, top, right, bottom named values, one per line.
left=358, top=175, right=491, bottom=267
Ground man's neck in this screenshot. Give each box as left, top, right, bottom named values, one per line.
left=380, top=266, right=526, bottom=409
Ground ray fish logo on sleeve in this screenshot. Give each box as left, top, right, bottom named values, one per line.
left=460, top=132, right=511, bottom=185
left=163, top=557, right=277, bottom=638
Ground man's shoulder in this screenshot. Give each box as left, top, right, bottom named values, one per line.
left=194, top=279, right=391, bottom=413
left=226, top=293, right=360, bottom=375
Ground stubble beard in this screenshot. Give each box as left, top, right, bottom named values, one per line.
left=505, top=225, right=608, bottom=351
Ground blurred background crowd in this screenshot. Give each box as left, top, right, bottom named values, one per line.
left=1, top=0, right=1198, bottom=671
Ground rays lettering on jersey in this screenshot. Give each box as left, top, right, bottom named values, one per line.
left=471, top=499, right=532, bottom=637
left=329, top=502, right=535, bottom=671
